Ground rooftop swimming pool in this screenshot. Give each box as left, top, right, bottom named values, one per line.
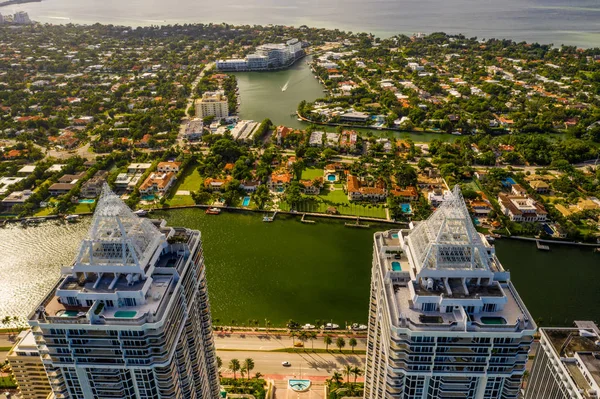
left=242, top=196, right=251, bottom=207
left=78, top=199, right=95, bottom=204
left=480, top=316, right=507, bottom=325
left=326, top=174, right=337, bottom=182
left=114, top=311, right=137, bottom=318
left=391, top=261, right=402, bottom=271
left=391, top=233, right=399, bottom=239
left=59, top=310, right=80, bottom=317
left=288, top=379, right=311, bottom=392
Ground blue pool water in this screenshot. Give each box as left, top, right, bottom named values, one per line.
left=78, top=199, right=95, bottom=204
left=501, top=177, right=516, bottom=187
left=392, top=233, right=399, bottom=239
left=327, top=174, right=336, bottom=182
left=289, top=379, right=311, bottom=392
left=401, top=203, right=412, bottom=213
left=473, top=217, right=481, bottom=226
left=242, top=196, right=251, bottom=207
left=392, top=261, right=402, bottom=271
left=141, top=195, right=156, bottom=201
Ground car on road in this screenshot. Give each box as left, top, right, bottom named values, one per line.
left=282, top=361, right=291, bottom=367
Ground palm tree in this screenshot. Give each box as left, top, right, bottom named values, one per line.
left=344, top=365, right=353, bottom=383
left=244, top=358, right=255, bottom=380
left=240, top=365, right=247, bottom=379
left=329, top=371, right=343, bottom=386
left=349, top=337, right=357, bottom=353
left=351, top=366, right=363, bottom=384
left=290, top=330, right=297, bottom=346
left=216, top=356, right=222, bottom=369
left=336, top=336, right=346, bottom=352
left=254, top=372, right=263, bottom=380
left=309, top=331, right=317, bottom=349
left=324, top=335, right=332, bottom=351
left=298, top=331, right=309, bottom=348
left=229, top=358, right=240, bottom=380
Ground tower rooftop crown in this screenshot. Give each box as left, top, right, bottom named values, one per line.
left=72, top=184, right=163, bottom=273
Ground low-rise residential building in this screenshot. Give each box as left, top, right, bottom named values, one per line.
left=340, top=111, right=369, bottom=123
left=157, top=161, right=182, bottom=174
left=0, top=176, right=24, bottom=195
left=498, top=193, right=548, bottom=222
left=276, top=125, right=294, bottom=145
left=127, top=163, right=152, bottom=174
left=511, top=184, right=528, bottom=196
left=427, top=189, right=453, bottom=207
left=17, top=165, right=36, bottom=175
left=45, top=164, right=66, bottom=173
left=346, top=174, right=387, bottom=201
left=182, top=118, right=204, bottom=141
left=139, top=172, right=176, bottom=196
left=80, top=170, right=108, bottom=198
left=204, top=176, right=232, bottom=191
left=309, top=131, right=324, bottom=146
left=268, top=172, right=292, bottom=191
left=114, top=173, right=142, bottom=191
left=1, top=190, right=33, bottom=208
left=7, top=330, right=51, bottom=399
left=325, top=132, right=340, bottom=147
left=530, top=180, right=550, bottom=194
left=389, top=185, right=419, bottom=201
left=240, top=179, right=260, bottom=192
left=49, top=182, right=75, bottom=196
left=339, top=130, right=358, bottom=150
left=300, top=177, right=323, bottom=195
left=58, top=172, right=85, bottom=184
left=470, top=200, right=493, bottom=215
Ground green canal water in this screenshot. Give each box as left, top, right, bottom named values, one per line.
left=1, top=210, right=598, bottom=327
left=235, top=57, right=460, bottom=143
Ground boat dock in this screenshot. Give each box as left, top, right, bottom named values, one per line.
left=263, top=211, right=277, bottom=222
left=536, top=240, right=550, bottom=251
left=300, top=213, right=315, bottom=224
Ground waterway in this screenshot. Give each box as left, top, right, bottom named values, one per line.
left=10, top=0, right=600, bottom=48
left=1, top=210, right=598, bottom=327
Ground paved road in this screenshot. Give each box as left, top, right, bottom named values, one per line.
left=178, top=62, right=215, bottom=147
left=214, top=331, right=367, bottom=351
left=217, top=350, right=365, bottom=380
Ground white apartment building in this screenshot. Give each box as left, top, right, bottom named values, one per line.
left=28, top=185, right=220, bottom=399
left=524, top=322, right=600, bottom=399
left=216, top=38, right=303, bottom=71
left=195, top=91, right=229, bottom=119
left=365, top=186, right=536, bottom=399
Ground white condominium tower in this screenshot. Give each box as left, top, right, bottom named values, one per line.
left=524, top=321, right=600, bottom=399
left=365, top=186, right=536, bottom=399
left=28, top=185, right=219, bottom=399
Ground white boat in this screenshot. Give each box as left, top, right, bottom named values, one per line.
left=354, top=324, right=368, bottom=331
left=64, top=214, right=79, bottom=222
left=206, top=208, right=222, bottom=215
left=133, top=209, right=148, bottom=217
left=484, top=235, right=495, bottom=243
left=302, top=324, right=315, bottom=330
left=322, top=323, right=340, bottom=330
left=451, top=131, right=462, bottom=136
left=263, top=216, right=273, bottom=222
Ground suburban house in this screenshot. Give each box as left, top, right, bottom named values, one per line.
left=498, top=193, right=548, bottom=222
left=127, top=163, right=152, bottom=174
left=300, top=177, right=323, bottom=195
left=276, top=125, right=294, bottom=145
left=428, top=189, right=453, bottom=207
left=389, top=185, right=419, bottom=201
left=1, top=190, right=33, bottom=209
left=139, top=172, right=176, bottom=197
left=268, top=172, right=292, bottom=191
left=530, top=180, right=550, bottom=194
left=339, top=130, right=358, bottom=150
left=470, top=200, right=493, bottom=215
left=340, top=111, right=369, bottom=123
left=346, top=174, right=387, bottom=201
left=511, top=184, right=528, bottom=196
left=204, top=177, right=232, bottom=191
left=240, top=180, right=261, bottom=193
left=80, top=170, right=109, bottom=198
left=157, top=161, right=182, bottom=174
left=49, top=183, right=75, bottom=196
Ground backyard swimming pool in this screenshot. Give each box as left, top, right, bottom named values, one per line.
left=78, top=199, right=95, bottom=204
left=401, top=203, right=412, bottom=213
left=242, top=196, right=251, bottom=207
left=326, top=174, right=336, bottom=182
left=141, top=195, right=156, bottom=201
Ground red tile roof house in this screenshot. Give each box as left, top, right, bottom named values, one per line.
left=268, top=172, right=292, bottom=191
left=300, top=177, right=323, bottom=195
left=157, top=161, right=182, bottom=174
left=139, top=172, right=176, bottom=197
left=346, top=174, right=387, bottom=201
left=389, top=186, right=419, bottom=201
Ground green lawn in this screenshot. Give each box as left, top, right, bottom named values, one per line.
left=167, top=195, right=196, bottom=207
left=301, top=167, right=324, bottom=180
left=73, top=202, right=95, bottom=214
left=292, top=187, right=387, bottom=218
left=165, top=163, right=202, bottom=207
left=34, top=207, right=54, bottom=216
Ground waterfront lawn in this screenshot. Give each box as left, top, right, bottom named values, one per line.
left=292, top=188, right=387, bottom=218
left=167, top=195, right=196, bottom=207
left=301, top=167, right=323, bottom=180
left=73, top=202, right=95, bottom=214
left=165, top=163, right=202, bottom=207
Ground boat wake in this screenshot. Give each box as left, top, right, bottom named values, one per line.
left=281, top=80, right=290, bottom=92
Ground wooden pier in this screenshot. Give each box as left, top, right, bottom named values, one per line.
left=536, top=240, right=550, bottom=251
left=345, top=217, right=370, bottom=229
left=300, top=213, right=315, bottom=224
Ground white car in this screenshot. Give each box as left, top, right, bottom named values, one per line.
left=282, top=361, right=291, bottom=367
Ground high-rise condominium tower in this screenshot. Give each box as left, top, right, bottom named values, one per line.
left=365, top=186, right=536, bottom=399
left=29, top=185, right=219, bottom=399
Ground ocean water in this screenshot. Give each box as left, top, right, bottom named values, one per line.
left=10, top=0, right=600, bottom=47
